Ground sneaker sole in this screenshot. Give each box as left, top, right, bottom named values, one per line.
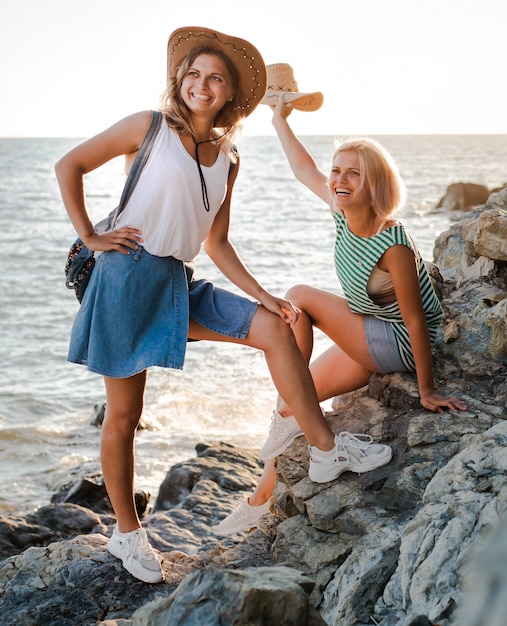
left=214, top=520, right=258, bottom=535
left=347, top=447, right=393, bottom=473
left=127, top=567, right=164, bottom=584
left=309, top=463, right=349, bottom=483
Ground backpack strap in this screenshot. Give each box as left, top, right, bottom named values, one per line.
left=229, top=143, right=239, bottom=176
left=111, top=110, right=163, bottom=226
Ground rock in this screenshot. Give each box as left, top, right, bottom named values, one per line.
left=90, top=402, right=106, bottom=427
left=377, top=421, right=507, bottom=624
left=0, top=534, right=172, bottom=625
left=318, top=521, right=403, bottom=625
left=436, top=182, right=490, bottom=211
left=148, top=480, right=256, bottom=554
left=490, top=181, right=507, bottom=195
left=51, top=477, right=150, bottom=518
left=461, top=207, right=507, bottom=261
left=130, top=565, right=326, bottom=626
left=451, top=508, right=507, bottom=626
left=433, top=190, right=507, bottom=375
left=434, top=189, right=507, bottom=275
left=268, top=387, right=503, bottom=622
left=0, top=502, right=107, bottom=559
left=153, top=441, right=263, bottom=510
left=442, top=319, right=459, bottom=342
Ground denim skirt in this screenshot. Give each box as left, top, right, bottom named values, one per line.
left=68, top=247, right=258, bottom=378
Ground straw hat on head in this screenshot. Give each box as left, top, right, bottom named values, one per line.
left=261, top=63, right=324, bottom=112
left=167, top=26, right=267, bottom=124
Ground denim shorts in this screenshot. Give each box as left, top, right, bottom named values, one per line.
left=364, top=315, right=409, bottom=373
left=68, top=247, right=258, bottom=378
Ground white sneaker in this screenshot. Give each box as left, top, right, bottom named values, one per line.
left=213, top=498, right=271, bottom=535
left=108, top=526, right=164, bottom=583
left=309, top=432, right=392, bottom=484
left=259, top=410, right=304, bottom=461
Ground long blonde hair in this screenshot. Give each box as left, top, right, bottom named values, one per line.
left=159, top=47, right=243, bottom=161
left=332, top=137, right=406, bottom=218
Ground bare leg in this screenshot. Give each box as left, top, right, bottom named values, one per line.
left=279, top=343, right=374, bottom=415
left=277, top=285, right=377, bottom=416
left=249, top=459, right=276, bottom=506
left=189, top=306, right=335, bottom=451
left=102, top=371, right=147, bottom=533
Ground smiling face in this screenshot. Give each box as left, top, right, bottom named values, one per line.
left=328, top=149, right=370, bottom=213
left=180, top=53, right=234, bottom=122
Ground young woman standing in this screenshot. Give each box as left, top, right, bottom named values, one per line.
left=56, top=28, right=389, bottom=582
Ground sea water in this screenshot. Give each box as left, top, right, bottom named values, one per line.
left=1, top=133, right=506, bottom=514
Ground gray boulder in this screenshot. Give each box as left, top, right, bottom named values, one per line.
left=130, top=565, right=326, bottom=625
left=436, top=182, right=490, bottom=211
left=434, top=189, right=507, bottom=375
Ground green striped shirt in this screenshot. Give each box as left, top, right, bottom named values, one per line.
left=333, top=211, right=442, bottom=371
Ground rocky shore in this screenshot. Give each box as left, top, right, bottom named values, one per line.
left=1, top=189, right=506, bottom=626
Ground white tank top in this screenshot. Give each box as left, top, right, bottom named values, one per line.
left=115, top=121, right=230, bottom=260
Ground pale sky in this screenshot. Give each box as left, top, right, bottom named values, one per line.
left=1, top=0, right=506, bottom=137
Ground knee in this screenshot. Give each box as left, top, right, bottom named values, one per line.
left=261, top=310, right=295, bottom=347
left=248, top=306, right=300, bottom=353
left=285, top=284, right=311, bottom=309
left=103, top=404, right=143, bottom=436
left=272, top=311, right=293, bottom=336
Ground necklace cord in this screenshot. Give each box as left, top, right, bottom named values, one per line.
left=193, top=127, right=232, bottom=212
left=194, top=142, right=210, bottom=212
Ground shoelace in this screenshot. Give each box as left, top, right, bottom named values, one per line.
left=338, top=432, right=374, bottom=458
left=123, top=530, right=155, bottom=561
left=309, top=432, right=374, bottom=464
left=139, top=534, right=157, bottom=561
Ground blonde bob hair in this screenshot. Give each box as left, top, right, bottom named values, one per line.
left=160, top=47, right=243, bottom=159
left=332, top=137, right=406, bottom=219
